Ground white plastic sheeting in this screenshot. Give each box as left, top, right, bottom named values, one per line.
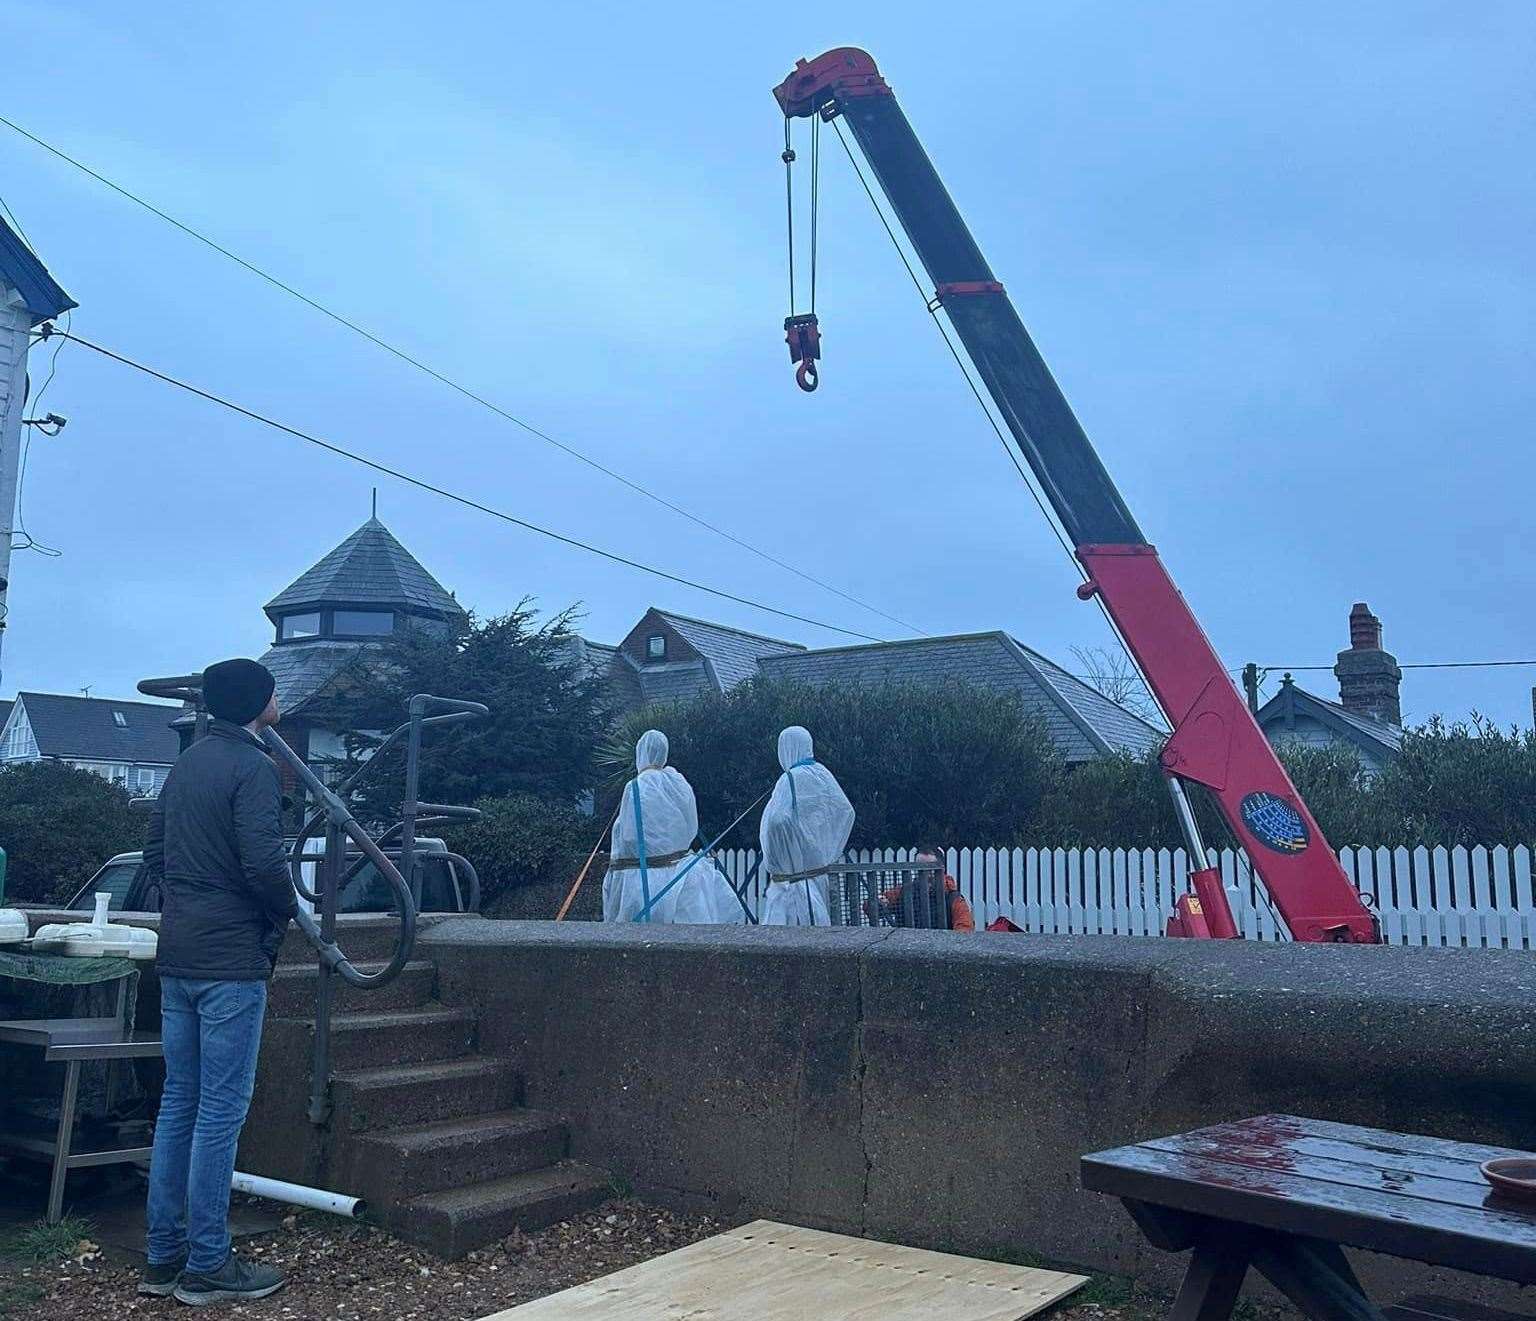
left=758, top=726, right=855, bottom=926
left=603, top=730, right=744, bottom=925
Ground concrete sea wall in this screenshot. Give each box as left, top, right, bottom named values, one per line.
left=421, top=921, right=1536, bottom=1301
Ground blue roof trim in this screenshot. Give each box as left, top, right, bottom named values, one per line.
left=0, top=217, right=76, bottom=325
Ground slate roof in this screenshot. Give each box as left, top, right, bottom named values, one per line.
left=758, top=632, right=1163, bottom=762
left=258, top=641, right=367, bottom=713
left=1020, top=644, right=1169, bottom=753
left=634, top=661, right=714, bottom=706
left=265, top=518, right=465, bottom=621
left=11, top=692, right=180, bottom=764
left=0, top=699, right=12, bottom=732
left=1257, top=682, right=1402, bottom=759
left=0, top=216, right=76, bottom=325
left=562, top=636, right=619, bottom=680
left=651, top=611, right=804, bottom=690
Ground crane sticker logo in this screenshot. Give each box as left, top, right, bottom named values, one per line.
left=1240, top=792, right=1309, bottom=855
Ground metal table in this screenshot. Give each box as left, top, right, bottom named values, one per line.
left=1081, top=1114, right=1536, bottom=1320
left=0, top=962, right=163, bottom=1223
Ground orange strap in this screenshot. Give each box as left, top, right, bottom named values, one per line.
left=555, top=802, right=622, bottom=922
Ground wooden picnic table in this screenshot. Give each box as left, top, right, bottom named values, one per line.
left=1081, top=1114, right=1536, bottom=1321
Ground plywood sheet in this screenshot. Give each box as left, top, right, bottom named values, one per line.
left=481, top=1219, right=1086, bottom=1321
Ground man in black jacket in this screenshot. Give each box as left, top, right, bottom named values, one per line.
left=141, top=659, right=296, bottom=1305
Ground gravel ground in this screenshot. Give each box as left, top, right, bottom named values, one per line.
left=0, top=1200, right=725, bottom=1320
left=0, top=1197, right=1250, bottom=1321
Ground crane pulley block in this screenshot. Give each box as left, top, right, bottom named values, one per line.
left=784, top=313, right=822, bottom=392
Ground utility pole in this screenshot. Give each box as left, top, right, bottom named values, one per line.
left=1241, top=662, right=1261, bottom=714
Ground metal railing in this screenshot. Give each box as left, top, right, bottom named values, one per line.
left=822, top=860, right=950, bottom=928
left=138, top=676, right=488, bottom=1124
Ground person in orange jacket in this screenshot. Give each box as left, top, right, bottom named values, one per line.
left=876, top=847, right=975, bottom=931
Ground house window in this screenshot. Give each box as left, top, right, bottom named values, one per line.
left=333, top=610, right=394, bottom=637
left=6, top=720, right=35, bottom=758
left=646, top=634, right=666, bottom=660
left=280, top=612, right=323, bottom=640
left=136, top=768, right=156, bottom=789
left=113, top=711, right=128, bottom=728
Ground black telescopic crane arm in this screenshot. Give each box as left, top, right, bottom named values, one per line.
left=774, top=48, right=1143, bottom=548
left=775, top=48, right=1379, bottom=944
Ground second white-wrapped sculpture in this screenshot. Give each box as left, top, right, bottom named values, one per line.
left=758, top=726, right=854, bottom=926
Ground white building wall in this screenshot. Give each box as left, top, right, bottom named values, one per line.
left=0, top=286, right=34, bottom=686
left=1267, top=714, right=1390, bottom=776
left=67, top=758, right=171, bottom=794
left=0, top=700, right=37, bottom=760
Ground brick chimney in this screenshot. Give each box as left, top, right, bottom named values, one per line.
left=1333, top=602, right=1402, bottom=726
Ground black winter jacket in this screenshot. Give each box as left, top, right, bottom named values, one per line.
left=144, top=720, right=299, bottom=980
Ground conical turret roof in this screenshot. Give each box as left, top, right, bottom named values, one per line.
left=264, top=518, right=463, bottom=623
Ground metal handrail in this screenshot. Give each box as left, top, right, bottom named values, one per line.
left=138, top=675, right=489, bottom=1125
left=289, top=710, right=481, bottom=848
left=440, top=852, right=482, bottom=914
left=265, top=730, right=418, bottom=989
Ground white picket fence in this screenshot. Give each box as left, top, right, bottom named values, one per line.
left=715, top=844, right=1536, bottom=949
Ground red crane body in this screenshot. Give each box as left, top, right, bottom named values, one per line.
left=776, top=48, right=1378, bottom=943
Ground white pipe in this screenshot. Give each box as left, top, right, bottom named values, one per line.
left=231, top=1170, right=366, bottom=1219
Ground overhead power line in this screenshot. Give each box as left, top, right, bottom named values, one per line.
left=1260, top=660, right=1536, bottom=673
left=0, top=112, right=923, bottom=637
left=42, top=326, right=885, bottom=644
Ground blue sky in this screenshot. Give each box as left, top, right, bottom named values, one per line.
left=2, top=1, right=1532, bottom=724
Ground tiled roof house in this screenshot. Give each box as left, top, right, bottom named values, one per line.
left=1255, top=605, right=1404, bottom=776
left=593, top=611, right=1162, bottom=764
left=0, top=692, right=180, bottom=794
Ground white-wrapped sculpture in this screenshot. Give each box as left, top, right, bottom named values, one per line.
left=602, top=730, right=744, bottom=924
left=758, top=726, right=855, bottom=926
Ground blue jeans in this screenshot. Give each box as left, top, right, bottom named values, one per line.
left=146, top=977, right=267, bottom=1273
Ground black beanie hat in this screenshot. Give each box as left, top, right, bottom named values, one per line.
left=202, top=658, right=276, bottom=725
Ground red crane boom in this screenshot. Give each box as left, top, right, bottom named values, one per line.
left=775, top=48, right=1378, bottom=942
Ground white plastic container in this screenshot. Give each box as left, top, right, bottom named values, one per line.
left=0, top=908, right=27, bottom=945
left=32, top=892, right=158, bottom=960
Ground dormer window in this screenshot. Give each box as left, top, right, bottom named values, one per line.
left=646, top=634, right=666, bottom=660
left=112, top=711, right=128, bottom=728
left=334, top=610, right=394, bottom=637
left=280, top=612, right=323, bottom=641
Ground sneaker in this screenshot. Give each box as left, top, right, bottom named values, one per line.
left=173, top=1252, right=286, bottom=1306
left=138, top=1253, right=188, bottom=1297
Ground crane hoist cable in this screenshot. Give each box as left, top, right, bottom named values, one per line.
left=782, top=113, right=823, bottom=391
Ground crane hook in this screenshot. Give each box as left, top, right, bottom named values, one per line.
left=784, top=312, right=822, bottom=394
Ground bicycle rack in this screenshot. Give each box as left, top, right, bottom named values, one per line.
left=138, top=676, right=489, bottom=1125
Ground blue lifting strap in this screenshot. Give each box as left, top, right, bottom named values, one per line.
left=630, top=780, right=652, bottom=922
left=636, top=788, right=773, bottom=923
left=787, top=756, right=814, bottom=809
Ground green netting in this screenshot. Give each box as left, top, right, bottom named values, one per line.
left=0, top=949, right=137, bottom=985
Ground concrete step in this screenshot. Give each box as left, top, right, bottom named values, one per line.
left=269, top=960, right=436, bottom=1016
left=387, top=1162, right=612, bottom=1259
left=332, top=1057, right=522, bottom=1135
left=340, top=1109, right=570, bottom=1205
left=323, top=1006, right=477, bottom=1070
